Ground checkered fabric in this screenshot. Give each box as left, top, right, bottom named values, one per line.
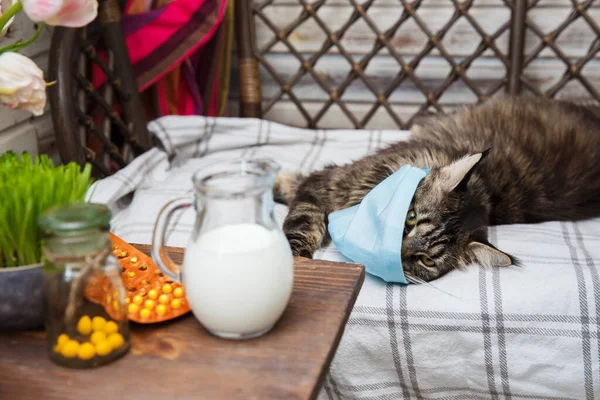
left=87, top=116, right=600, bottom=400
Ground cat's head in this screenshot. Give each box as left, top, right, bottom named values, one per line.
left=401, top=151, right=517, bottom=282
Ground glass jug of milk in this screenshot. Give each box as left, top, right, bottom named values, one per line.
left=151, top=159, right=294, bottom=340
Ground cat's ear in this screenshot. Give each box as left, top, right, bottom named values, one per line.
left=468, top=241, right=513, bottom=268
left=439, top=150, right=490, bottom=192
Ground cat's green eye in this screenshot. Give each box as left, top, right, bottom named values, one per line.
left=420, top=255, right=435, bottom=267
left=406, top=210, right=417, bottom=227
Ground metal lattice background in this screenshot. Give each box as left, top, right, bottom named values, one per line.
left=235, top=0, right=600, bottom=130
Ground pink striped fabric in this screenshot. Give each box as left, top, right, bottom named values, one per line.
left=93, top=0, right=227, bottom=116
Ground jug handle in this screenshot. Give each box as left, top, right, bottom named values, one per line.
left=151, top=196, right=193, bottom=282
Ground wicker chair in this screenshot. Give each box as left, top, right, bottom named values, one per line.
left=48, top=0, right=154, bottom=178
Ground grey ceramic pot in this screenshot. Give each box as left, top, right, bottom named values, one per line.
left=0, top=263, right=45, bottom=331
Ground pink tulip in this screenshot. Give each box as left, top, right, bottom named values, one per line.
left=0, top=52, right=46, bottom=116
left=20, top=0, right=98, bottom=27
left=0, top=0, right=15, bottom=36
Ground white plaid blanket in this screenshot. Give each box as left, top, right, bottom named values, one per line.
left=87, top=116, right=600, bottom=400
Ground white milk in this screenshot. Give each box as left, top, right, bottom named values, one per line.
left=182, top=223, right=294, bottom=337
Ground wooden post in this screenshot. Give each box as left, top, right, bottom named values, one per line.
left=507, top=0, right=527, bottom=96
left=235, top=0, right=262, bottom=118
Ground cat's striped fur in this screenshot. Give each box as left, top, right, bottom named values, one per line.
left=275, top=96, right=600, bottom=282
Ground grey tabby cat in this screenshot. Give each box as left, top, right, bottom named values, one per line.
left=274, top=96, right=600, bottom=283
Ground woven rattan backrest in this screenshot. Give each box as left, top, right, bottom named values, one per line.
left=234, top=0, right=600, bottom=129
left=48, top=0, right=151, bottom=178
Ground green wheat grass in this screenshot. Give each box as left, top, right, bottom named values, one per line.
left=0, top=152, right=93, bottom=268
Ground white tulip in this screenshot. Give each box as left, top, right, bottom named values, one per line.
left=0, top=52, right=46, bottom=116
left=21, top=0, right=98, bottom=28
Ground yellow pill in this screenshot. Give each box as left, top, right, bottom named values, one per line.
left=140, top=308, right=151, bottom=319
left=144, top=299, right=155, bottom=309
left=128, top=303, right=139, bottom=313
left=104, top=321, right=119, bottom=335
left=173, top=287, right=184, bottom=298
left=156, top=305, right=167, bottom=315
left=162, top=284, right=173, bottom=294
left=92, top=316, right=106, bottom=332
left=60, top=340, right=80, bottom=358
left=57, top=334, right=69, bottom=347
left=77, top=316, right=92, bottom=335
left=117, top=251, right=128, bottom=258
left=112, top=300, right=120, bottom=311
left=77, top=342, right=96, bottom=360
left=133, top=295, right=143, bottom=305
left=158, top=294, right=169, bottom=305
left=130, top=256, right=138, bottom=264
left=171, top=299, right=181, bottom=309
left=148, top=289, right=158, bottom=300
left=128, top=271, right=136, bottom=278
left=108, top=333, right=125, bottom=349
left=53, top=334, right=69, bottom=353
left=125, top=297, right=131, bottom=304
left=90, top=331, right=107, bottom=345
left=96, top=340, right=112, bottom=356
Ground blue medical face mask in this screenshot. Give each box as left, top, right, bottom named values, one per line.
left=327, top=165, right=429, bottom=284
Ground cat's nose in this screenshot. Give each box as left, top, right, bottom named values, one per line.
left=402, top=236, right=418, bottom=250
left=401, top=238, right=416, bottom=259
left=401, top=237, right=424, bottom=259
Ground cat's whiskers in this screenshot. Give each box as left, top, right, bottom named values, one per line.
left=405, top=274, right=425, bottom=285
left=405, top=272, right=468, bottom=299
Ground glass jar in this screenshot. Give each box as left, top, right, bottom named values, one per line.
left=39, top=203, right=129, bottom=368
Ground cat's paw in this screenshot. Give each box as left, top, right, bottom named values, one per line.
left=293, top=248, right=313, bottom=259
left=288, top=239, right=314, bottom=259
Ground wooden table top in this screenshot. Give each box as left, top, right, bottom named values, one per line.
left=0, top=245, right=364, bottom=400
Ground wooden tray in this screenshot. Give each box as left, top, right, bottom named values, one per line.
left=0, top=244, right=365, bottom=400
